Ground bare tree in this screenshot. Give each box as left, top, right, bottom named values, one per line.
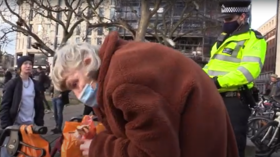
left=0, top=0, right=107, bottom=56
left=87, top=0, right=221, bottom=44
left=87, top=0, right=162, bottom=41
left=149, top=0, right=221, bottom=46
left=0, top=27, right=14, bottom=49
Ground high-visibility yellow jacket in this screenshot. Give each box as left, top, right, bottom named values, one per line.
left=203, top=27, right=267, bottom=93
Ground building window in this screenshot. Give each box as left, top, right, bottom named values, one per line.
left=99, top=8, right=104, bottom=17
left=46, top=24, right=51, bottom=34
left=76, top=37, right=80, bottom=43
left=111, top=0, right=115, bottom=5
left=87, top=28, right=92, bottom=35
left=58, top=12, right=62, bottom=20
left=86, top=38, right=91, bottom=44
left=97, top=27, right=103, bottom=35
left=27, top=37, right=31, bottom=49
left=110, top=8, right=115, bottom=19
left=97, top=38, right=102, bottom=45
left=76, top=25, right=81, bottom=35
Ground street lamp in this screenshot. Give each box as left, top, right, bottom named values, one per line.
left=275, top=0, right=280, bottom=76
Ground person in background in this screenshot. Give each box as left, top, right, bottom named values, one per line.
left=15, top=68, right=20, bottom=78
left=252, top=86, right=260, bottom=102
left=0, top=56, right=44, bottom=157
left=32, top=69, right=38, bottom=80
left=51, top=88, right=70, bottom=134
left=46, top=63, right=50, bottom=76
left=267, top=74, right=280, bottom=102
left=37, top=66, right=52, bottom=113
left=4, top=68, right=12, bottom=85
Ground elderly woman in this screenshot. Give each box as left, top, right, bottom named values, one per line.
left=51, top=32, right=238, bottom=157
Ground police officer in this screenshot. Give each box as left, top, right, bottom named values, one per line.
left=203, top=1, right=266, bottom=157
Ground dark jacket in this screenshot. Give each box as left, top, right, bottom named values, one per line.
left=269, top=81, right=280, bottom=102
left=0, top=77, right=45, bottom=129
left=89, top=32, right=238, bottom=157
left=4, top=71, right=12, bottom=84
left=60, top=90, right=70, bottom=105
left=38, top=71, right=46, bottom=92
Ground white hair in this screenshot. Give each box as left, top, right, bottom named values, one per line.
left=51, top=42, right=101, bottom=91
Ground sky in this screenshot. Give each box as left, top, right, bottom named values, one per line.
left=2, top=0, right=279, bottom=54
left=251, top=0, right=277, bottom=29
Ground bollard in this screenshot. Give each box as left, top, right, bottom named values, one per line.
left=245, top=138, right=256, bottom=157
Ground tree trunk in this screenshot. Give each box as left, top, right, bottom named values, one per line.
left=135, top=0, right=151, bottom=41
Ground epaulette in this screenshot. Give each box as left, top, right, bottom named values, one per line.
left=251, top=29, right=264, bottom=39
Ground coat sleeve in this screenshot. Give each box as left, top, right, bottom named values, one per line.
left=0, top=81, right=14, bottom=129
left=88, top=84, right=180, bottom=157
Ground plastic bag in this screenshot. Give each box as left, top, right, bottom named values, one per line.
left=61, top=121, right=83, bottom=157
left=19, top=125, right=50, bottom=157
left=96, top=123, right=106, bottom=134
left=80, top=115, right=96, bottom=139
left=61, top=116, right=106, bottom=157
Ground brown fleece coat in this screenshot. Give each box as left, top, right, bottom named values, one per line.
left=89, top=32, right=239, bottom=157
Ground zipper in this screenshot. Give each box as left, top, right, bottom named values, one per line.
left=212, top=40, right=240, bottom=60
left=215, top=32, right=250, bottom=54
left=14, top=85, right=23, bottom=124
left=13, top=97, right=22, bottom=124
left=17, top=99, right=22, bottom=113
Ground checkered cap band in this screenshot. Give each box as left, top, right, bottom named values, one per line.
left=221, top=7, right=249, bottom=13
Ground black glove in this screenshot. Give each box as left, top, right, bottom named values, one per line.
left=212, top=76, right=221, bottom=89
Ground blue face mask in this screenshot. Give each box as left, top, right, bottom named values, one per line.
left=79, top=83, right=98, bottom=107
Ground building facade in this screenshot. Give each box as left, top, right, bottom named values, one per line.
left=113, top=0, right=223, bottom=66
left=255, top=15, right=277, bottom=93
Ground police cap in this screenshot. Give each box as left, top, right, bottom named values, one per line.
left=219, top=1, right=251, bottom=19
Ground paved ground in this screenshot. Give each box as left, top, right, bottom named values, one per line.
left=1, top=101, right=279, bottom=157
left=44, top=105, right=280, bottom=157
left=247, top=138, right=280, bottom=157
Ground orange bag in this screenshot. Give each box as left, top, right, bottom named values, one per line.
left=19, top=125, right=50, bottom=157
left=96, top=123, right=106, bottom=134
left=61, top=121, right=82, bottom=157
left=81, top=115, right=96, bottom=139
left=61, top=116, right=106, bottom=157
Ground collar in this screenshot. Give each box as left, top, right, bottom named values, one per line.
left=231, top=23, right=250, bottom=36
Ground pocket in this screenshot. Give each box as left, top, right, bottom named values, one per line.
left=222, top=42, right=237, bottom=55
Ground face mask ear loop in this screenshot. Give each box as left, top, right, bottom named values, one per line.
left=78, top=84, right=88, bottom=100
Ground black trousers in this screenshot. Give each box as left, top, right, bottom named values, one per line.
left=222, top=97, right=251, bottom=157
left=41, top=92, right=51, bottom=110
left=83, top=105, right=95, bottom=115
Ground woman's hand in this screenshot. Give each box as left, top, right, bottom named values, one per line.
left=80, top=139, right=92, bottom=157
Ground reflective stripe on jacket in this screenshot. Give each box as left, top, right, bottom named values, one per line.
left=203, top=29, right=267, bottom=92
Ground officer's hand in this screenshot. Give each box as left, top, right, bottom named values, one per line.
left=212, top=76, right=221, bottom=89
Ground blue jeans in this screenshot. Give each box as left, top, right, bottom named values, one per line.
left=52, top=97, right=64, bottom=130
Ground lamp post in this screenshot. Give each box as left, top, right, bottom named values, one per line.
left=275, top=0, right=280, bottom=76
